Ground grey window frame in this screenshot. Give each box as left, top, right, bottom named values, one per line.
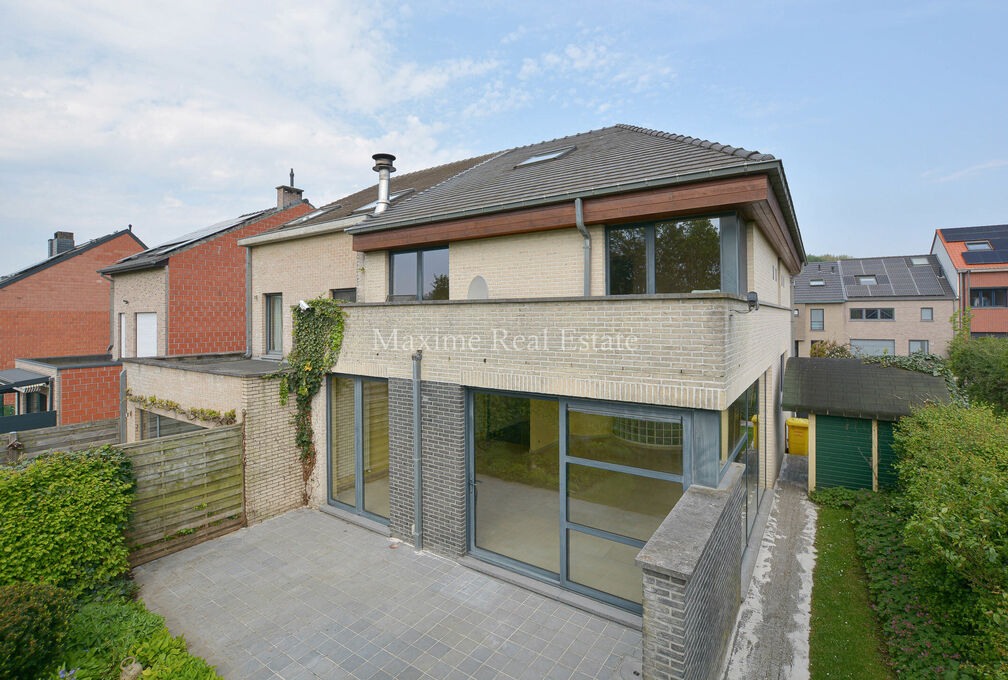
left=921, top=307, right=933, bottom=321
left=965, top=241, right=993, bottom=251
left=856, top=275, right=877, bottom=286
left=810, top=308, right=824, bottom=331
left=265, top=293, right=283, bottom=355
left=330, top=287, right=357, bottom=302
left=604, top=212, right=746, bottom=297
left=850, top=338, right=896, bottom=356
left=909, top=339, right=929, bottom=354
left=850, top=307, right=895, bottom=321
left=325, top=373, right=390, bottom=525
left=389, top=246, right=449, bottom=301
left=970, top=287, right=1008, bottom=308
left=465, top=387, right=698, bottom=614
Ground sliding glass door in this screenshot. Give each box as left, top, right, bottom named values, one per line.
left=468, top=390, right=690, bottom=612
left=328, top=375, right=389, bottom=523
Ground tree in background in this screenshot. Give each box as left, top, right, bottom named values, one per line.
left=809, top=339, right=853, bottom=358
left=806, top=253, right=853, bottom=262
left=947, top=306, right=1008, bottom=413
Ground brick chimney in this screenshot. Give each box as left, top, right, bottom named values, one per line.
left=47, top=231, right=74, bottom=257
left=276, top=168, right=303, bottom=209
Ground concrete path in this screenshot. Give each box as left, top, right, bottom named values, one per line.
left=723, top=454, right=817, bottom=680
left=133, top=508, right=641, bottom=680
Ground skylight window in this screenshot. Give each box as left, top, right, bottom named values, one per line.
left=965, top=240, right=993, bottom=251
left=809, top=279, right=825, bottom=287
left=514, top=146, right=574, bottom=167
left=909, top=256, right=929, bottom=266
left=856, top=275, right=877, bottom=286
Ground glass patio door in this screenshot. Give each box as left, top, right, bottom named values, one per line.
left=328, top=375, right=389, bottom=522
left=469, top=390, right=689, bottom=612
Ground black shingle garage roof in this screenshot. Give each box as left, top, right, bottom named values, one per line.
left=782, top=357, right=951, bottom=421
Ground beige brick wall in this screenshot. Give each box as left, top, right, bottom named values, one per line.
left=249, top=232, right=358, bottom=356
left=122, top=361, right=243, bottom=442
left=241, top=375, right=302, bottom=524
left=359, top=251, right=388, bottom=303
left=112, top=269, right=167, bottom=358
left=748, top=222, right=790, bottom=306
left=793, top=299, right=956, bottom=357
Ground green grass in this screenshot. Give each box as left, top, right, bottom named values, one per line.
left=809, top=506, right=894, bottom=680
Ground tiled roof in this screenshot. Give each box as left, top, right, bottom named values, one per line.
left=782, top=357, right=951, bottom=421
left=794, top=255, right=954, bottom=303
left=936, top=224, right=1008, bottom=269
left=349, top=124, right=788, bottom=235
left=268, top=154, right=496, bottom=233
left=100, top=204, right=299, bottom=274
left=0, top=229, right=146, bottom=289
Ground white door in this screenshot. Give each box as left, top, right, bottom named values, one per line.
left=119, top=313, right=127, bottom=358
left=136, top=313, right=158, bottom=357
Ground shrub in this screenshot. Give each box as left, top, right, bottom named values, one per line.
left=0, top=446, right=134, bottom=597
left=894, top=403, right=1008, bottom=675
left=132, top=629, right=218, bottom=679
left=0, top=582, right=74, bottom=679
left=53, top=597, right=166, bottom=679
left=809, top=339, right=853, bottom=358
left=948, top=335, right=1008, bottom=413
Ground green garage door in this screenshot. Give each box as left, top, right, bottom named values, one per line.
left=877, top=420, right=898, bottom=489
left=816, top=415, right=873, bottom=490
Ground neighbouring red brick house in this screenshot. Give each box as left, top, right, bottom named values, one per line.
left=0, top=229, right=146, bottom=426
left=932, top=224, right=1008, bottom=337
left=101, top=183, right=313, bottom=359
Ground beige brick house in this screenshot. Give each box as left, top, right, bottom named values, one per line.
left=125, top=125, right=806, bottom=680
left=793, top=256, right=956, bottom=357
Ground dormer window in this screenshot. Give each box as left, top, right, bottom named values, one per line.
left=809, top=279, right=825, bottom=287
left=514, top=146, right=574, bottom=167
left=965, top=241, right=993, bottom=251
left=856, top=275, right=877, bottom=286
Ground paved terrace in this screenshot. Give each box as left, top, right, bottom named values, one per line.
left=134, top=509, right=642, bottom=680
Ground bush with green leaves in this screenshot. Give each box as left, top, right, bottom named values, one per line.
left=948, top=334, right=1008, bottom=413
left=0, top=582, right=74, bottom=680
left=0, top=446, right=134, bottom=597
left=808, top=339, right=853, bottom=358
left=893, top=402, right=1008, bottom=673
left=131, top=628, right=218, bottom=679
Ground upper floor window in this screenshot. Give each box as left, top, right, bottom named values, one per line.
left=810, top=309, right=824, bottom=331
left=266, top=293, right=283, bottom=355
left=921, top=307, right=933, bottom=321
left=965, top=241, right=993, bottom=251
left=809, top=279, right=825, bottom=286
left=606, top=215, right=743, bottom=296
left=850, top=307, right=894, bottom=320
left=971, top=287, right=1008, bottom=308
left=390, top=247, right=449, bottom=301
left=856, top=275, right=877, bottom=286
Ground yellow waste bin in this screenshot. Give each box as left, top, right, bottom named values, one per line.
left=787, top=417, right=809, bottom=455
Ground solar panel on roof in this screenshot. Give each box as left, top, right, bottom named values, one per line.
left=963, top=250, right=1008, bottom=265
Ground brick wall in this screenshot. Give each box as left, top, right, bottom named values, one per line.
left=58, top=365, right=121, bottom=425
left=638, top=463, right=745, bottom=680
left=241, top=374, right=302, bottom=524
left=0, top=232, right=145, bottom=370
left=167, top=202, right=313, bottom=356
left=387, top=378, right=466, bottom=556
left=249, top=230, right=358, bottom=356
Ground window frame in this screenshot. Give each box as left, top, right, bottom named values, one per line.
left=330, top=288, right=357, bottom=302
left=965, top=241, right=993, bottom=251
left=856, top=275, right=877, bottom=286
left=810, top=308, right=824, bottom=331
left=921, top=307, right=933, bottom=322
left=970, top=287, right=1008, bottom=308
left=909, top=339, right=929, bottom=354
left=388, top=246, right=449, bottom=302
left=604, top=212, right=744, bottom=297
left=265, top=293, right=283, bottom=356
left=849, top=307, right=895, bottom=321
left=850, top=338, right=896, bottom=356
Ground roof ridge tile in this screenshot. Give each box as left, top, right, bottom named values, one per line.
left=615, top=123, right=776, bottom=161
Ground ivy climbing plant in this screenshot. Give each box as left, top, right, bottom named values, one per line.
left=271, top=296, right=346, bottom=502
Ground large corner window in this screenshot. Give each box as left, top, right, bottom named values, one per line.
left=970, top=287, right=1007, bottom=308
left=390, top=247, right=449, bottom=301
left=721, top=380, right=760, bottom=537
left=606, top=215, right=744, bottom=296
left=328, top=375, right=389, bottom=522
left=265, top=293, right=283, bottom=355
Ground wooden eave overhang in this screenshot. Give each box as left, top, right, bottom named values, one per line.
left=351, top=174, right=802, bottom=274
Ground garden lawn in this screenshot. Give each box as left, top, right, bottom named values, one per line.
left=809, top=505, right=893, bottom=680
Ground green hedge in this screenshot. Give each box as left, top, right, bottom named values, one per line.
left=0, top=582, right=74, bottom=680
left=0, top=447, right=135, bottom=597
left=948, top=335, right=1008, bottom=413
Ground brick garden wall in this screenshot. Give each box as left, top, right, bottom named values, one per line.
left=165, top=202, right=312, bottom=356
left=58, top=365, right=121, bottom=425
left=241, top=374, right=302, bottom=524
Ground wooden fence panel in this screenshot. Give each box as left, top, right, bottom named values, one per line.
left=5, top=418, right=119, bottom=463
left=119, top=424, right=245, bottom=566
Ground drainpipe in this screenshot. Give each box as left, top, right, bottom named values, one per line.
left=411, top=350, right=423, bottom=551
left=244, top=248, right=253, bottom=358
left=574, top=198, right=590, bottom=296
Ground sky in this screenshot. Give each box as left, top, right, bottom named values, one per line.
left=1, top=1, right=1006, bottom=274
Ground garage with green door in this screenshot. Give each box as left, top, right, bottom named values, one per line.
left=781, top=357, right=951, bottom=491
